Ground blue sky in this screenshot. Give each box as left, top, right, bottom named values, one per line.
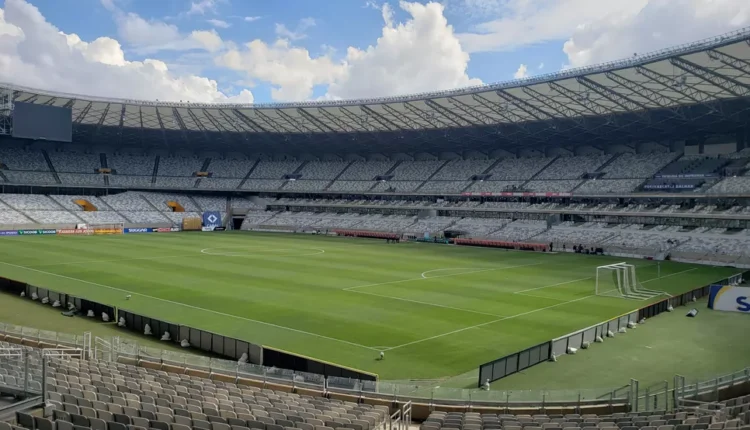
left=0, top=0, right=747, bottom=104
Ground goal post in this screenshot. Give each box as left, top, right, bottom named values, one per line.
left=596, top=263, right=667, bottom=300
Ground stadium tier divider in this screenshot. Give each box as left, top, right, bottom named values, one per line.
left=0, top=276, right=377, bottom=382
left=478, top=271, right=750, bottom=388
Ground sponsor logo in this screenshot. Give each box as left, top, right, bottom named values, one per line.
left=57, top=229, right=92, bottom=235
left=0, top=230, right=19, bottom=236
left=201, top=226, right=215, bottom=232
left=157, top=228, right=172, bottom=233
left=170, top=227, right=180, bottom=232
left=737, top=297, right=750, bottom=312
left=41, top=229, right=56, bottom=235
left=125, top=228, right=152, bottom=233
left=19, top=230, right=39, bottom=235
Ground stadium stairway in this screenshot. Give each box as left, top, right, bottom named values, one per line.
left=414, top=160, right=450, bottom=192
left=323, top=161, right=354, bottom=191
left=0, top=171, right=8, bottom=183
left=41, top=150, right=62, bottom=184
left=519, top=156, right=559, bottom=189
left=151, top=156, right=160, bottom=185
left=595, top=153, right=621, bottom=173
left=292, top=161, right=309, bottom=175
left=236, top=160, right=261, bottom=190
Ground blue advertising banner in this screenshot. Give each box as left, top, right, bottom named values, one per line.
left=203, top=212, right=222, bottom=229
left=124, top=228, right=154, bottom=234
left=0, top=230, right=18, bottom=236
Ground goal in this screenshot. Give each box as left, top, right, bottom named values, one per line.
left=595, top=263, right=666, bottom=300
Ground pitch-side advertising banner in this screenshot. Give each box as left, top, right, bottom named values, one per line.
left=124, top=228, right=154, bottom=234
left=708, top=285, right=750, bottom=314
left=202, top=211, right=222, bottom=229
left=0, top=230, right=19, bottom=236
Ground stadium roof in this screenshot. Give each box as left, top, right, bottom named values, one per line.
left=5, top=27, right=750, bottom=154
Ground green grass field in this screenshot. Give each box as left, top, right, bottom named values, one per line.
left=0, top=232, right=738, bottom=381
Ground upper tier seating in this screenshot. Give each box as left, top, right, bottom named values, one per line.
left=109, top=175, right=153, bottom=188
left=390, top=161, right=444, bottom=180
left=154, top=177, right=198, bottom=189
left=370, top=181, right=423, bottom=192
left=525, top=180, right=582, bottom=193
left=229, top=199, right=263, bottom=210
left=242, top=180, right=284, bottom=191
left=432, top=159, right=494, bottom=180
left=707, top=177, right=750, bottom=194
left=108, top=154, right=156, bottom=176
left=0, top=147, right=48, bottom=171
left=99, top=192, right=153, bottom=211
left=198, top=178, right=242, bottom=190
left=297, top=161, right=350, bottom=180
left=326, top=181, right=375, bottom=192
left=575, top=179, right=643, bottom=194
left=57, top=174, right=105, bottom=186
left=158, top=157, right=204, bottom=177
left=206, top=158, right=251, bottom=178
left=338, top=161, right=395, bottom=180
left=602, top=153, right=678, bottom=178
left=49, top=151, right=101, bottom=173
left=248, top=161, right=301, bottom=179
left=536, top=155, right=612, bottom=180
left=283, top=180, right=331, bottom=192
left=485, top=158, right=552, bottom=180
left=419, top=181, right=471, bottom=193
left=466, top=181, right=523, bottom=193
left=3, top=171, right=57, bottom=184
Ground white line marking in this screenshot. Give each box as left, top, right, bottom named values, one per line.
left=343, top=262, right=544, bottom=291
left=0, top=261, right=380, bottom=352
left=348, top=289, right=507, bottom=318
left=382, top=294, right=597, bottom=352
left=420, top=268, right=486, bottom=279
left=30, top=254, right=200, bottom=267
left=641, top=268, right=698, bottom=283
left=512, top=292, right=568, bottom=301
left=514, top=277, right=593, bottom=294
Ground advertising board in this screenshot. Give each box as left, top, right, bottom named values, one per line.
left=708, top=285, right=750, bottom=314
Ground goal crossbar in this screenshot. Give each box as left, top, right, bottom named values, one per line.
left=596, top=263, right=667, bottom=301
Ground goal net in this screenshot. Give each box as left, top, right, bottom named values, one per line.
left=596, top=263, right=666, bottom=300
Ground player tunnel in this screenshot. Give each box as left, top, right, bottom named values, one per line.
left=167, top=201, right=185, bottom=212
left=74, top=199, right=97, bottom=211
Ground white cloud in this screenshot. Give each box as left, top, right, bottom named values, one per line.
left=0, top=0, right=252, bottom=103
left=188, top=0, right=220, bottom=15
left=218, top=1, right=480, bottom=102
left=207, top=19, right=230, bottom=28
left=244, top=16, right=261, bottom=22
left=513, top=63, right=527, bottom=79
left=274, top=17, right=316, bottom=41
left=538, top=62, right=544, bottom=69
left=563, top=0, right=750, bottom=68
left=326, top=1, right=482, bottom=100
left=457, top=0, right=649, bottom=53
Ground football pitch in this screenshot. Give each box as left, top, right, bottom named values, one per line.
left=0, top=232, right=737, bottom=381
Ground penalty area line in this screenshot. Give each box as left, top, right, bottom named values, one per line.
left=0, top=261, right=381, bottom=352
left=381, top=293, right=597, bottom=352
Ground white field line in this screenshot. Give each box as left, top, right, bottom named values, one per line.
left=0, top=261, right=381, bottom=352
left=349, top=289, right=508, bottom=318
left=512, top=292, right=569, bottom=301
left=29, top=254, right=201, bottom=267
left=383, top=266, right=703, bottom=351
left=382, top=294, right=596, bottom=352
left=343, top=262, right=544, bottom=292
left=513, top=277, right=593, bottom=294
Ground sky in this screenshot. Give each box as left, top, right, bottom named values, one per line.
left=0, top=0, right=748, bottom=104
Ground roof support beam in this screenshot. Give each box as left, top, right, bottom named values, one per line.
left=297, top=108, right=336, bottom=133
left=339, top=107, right=374, bottom=132
left=90, top=103, right=111, bottom=143
left=74, top=102, right=92, bottom=123
left=604, top=72, right=678, bottom=108
left=670, top=57, right=750, bottom=98
left=154, top=107, right=170, bottom=146
left=359, top=105, right=401, bottom=132
left=403, top=102, right=451, bottom=128
left=447, top=97, right=494, bottom=126
left=576, top=77, right=650, bottom=114
left=424, top=99, right=474, bottom=127
left=118, top=104, right=126, bottom=128
left=274, top=109, right=311, bottom=134
left=548, top=82, right=606, bottom=116
left=184, top=108, right=211, bottom=143
left=707, top=49, right=750, bottom=74
left=63, top=99, right=76, bottom=109
left=170, top=108, right=191, bottom=144
left=635, top=66, right=715, bottom=105
left=232, top=109, right=271, bottom=133
left=494, top=91, right=552, bottom=122
left=317, top=108, right=356, bottom=132
left=43, top=97, right=57, bottom=106
left=521, top=87, right=580, bottom=119
left=381, top=104, right=418, bottom=130
left=251, top=110, right=289, bottom=133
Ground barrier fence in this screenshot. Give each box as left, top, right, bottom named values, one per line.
left=0, top=277, right=375, bottom=382
left=478, top=272, right=747, bottom=387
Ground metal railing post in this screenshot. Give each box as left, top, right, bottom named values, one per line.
left=23, top=350, right=30, bottom=395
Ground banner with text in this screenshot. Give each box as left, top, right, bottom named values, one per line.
left=708, top=285, right=750, bottom=314
left=203, top=211, right=222, bottom=229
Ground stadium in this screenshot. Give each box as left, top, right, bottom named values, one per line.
left=0, top=18, right=750, bottom=430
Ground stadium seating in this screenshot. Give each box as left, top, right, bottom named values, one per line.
left=282, top=180, right=331, bottom=192
left=48, top=151, right=101, bottom=173
left=419, top=181, right=471, bottom=193
left=390, top=161, right=444, bottom=180
left=525, top=180, right=582, bottom=193
left=431, top=159, right=494, bottom=180
left=485, top=158, right=552, bottom=180
left=707, top=177, right=750, bottom=194
left=297, top=161, right=350, bottom=180
left=57, top=174, right=105, bottom=186
left=158, top=157, right=204, bottom=177
left=536, top=155, right=612, bottom=180
left=326, top=181, right=376, bottom=192
left=194, top=196, right=228, bottom=212
left=489, top=220, right=548, bottom=242
left=140, top=193, right=200, bottom=212
left=370, top=181, right=423, bottom=192
left=337, top=161, right=395, bottom=180
left=118, top=211, right=171, bottom=224
left=0, top=147, right=49, bottom=171
left=108, top=154, right=156, bottom=176
left=154, top=177, right=198, bottom=189
left=0, top=194, right=59, bottom=210
left=3, top=171, right=58, bottom=184
left=575, top=179, right=643, bottom=194
left=449, top=217, right=511, bottom=237
left=241, top=180, right=284, bottom=191
left=602, top=153, right=678, bottom=178
left=99, top=192, right=154, bottom=211
left=206, top=158, right=251, bottom=178
left=197, top=178, right=243, bottom=190
left=248, top=161, right=301, bottom=179
left=108, top=175, right=153, bottom=188
left=466, top=181, right=523, bottom=193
